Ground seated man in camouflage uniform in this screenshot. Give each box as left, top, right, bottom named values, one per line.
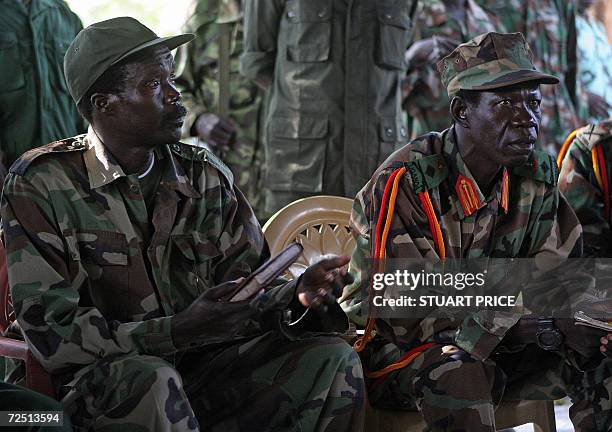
left=558, top=119, right=612, bottom=362
left=342, top=32, right=611, bottom=431
left=0, top=18, right=365, bottom=431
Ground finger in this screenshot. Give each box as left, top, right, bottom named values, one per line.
left=318, top=287, right=336, bottom=305
left=204, top=277, right=246, bottom=300
left=316, top=255, right=351, bottom=272
left=602, top=336, right=609, bottom=345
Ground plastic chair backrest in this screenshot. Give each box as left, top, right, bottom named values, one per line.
left=262, top=196, right=356, bottom=278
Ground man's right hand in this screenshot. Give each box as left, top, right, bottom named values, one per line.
left=555, top=318, right=607, bottom=359
left=601, top=334, right=612, bottom=358
left=171, top=278, right=255, bottom=348
left=194, top=113, right=236, bottom=155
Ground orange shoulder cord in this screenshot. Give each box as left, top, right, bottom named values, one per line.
left=557, top=129, right=579, bottom=169
left=353, top=166, right=442, bottom=379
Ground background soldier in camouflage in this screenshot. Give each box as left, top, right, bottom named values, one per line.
left=342, top=33, right=612, bottom=431
left=403, top=0, right=495, bottom=138
left=476, top=0, right=588, bottom=154
left=1, top=18, right=365, bottom=431
left=175, top=0, right=265, bottom=219
left=241, top=0, right=418, bottom=217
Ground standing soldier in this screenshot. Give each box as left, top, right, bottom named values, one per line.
left=0, top=0, right=85, bottom=180
left=241, top=0, right=419, bottom=217
left=403, top=0, right=495, bottom=138
left=176, top=0, right=265, bottom=218
left=476, top=0, right=587, bottom=154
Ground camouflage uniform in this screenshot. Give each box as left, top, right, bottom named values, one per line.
left=404, top=0, right=495, bottom=138
left=559, top=120, right=612, bottom=256
left=1, top=129, right=365, bottom=431
left=342, top=33, right=612, bottom=431
left=175, top=0, right=265, bottom=219
left=241, top=0, right=418, bottom=216
left=476, top=0, right=586, bottom=154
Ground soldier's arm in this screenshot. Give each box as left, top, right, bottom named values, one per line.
left=1, top=173, right=177, bottom=373
left=240, top=0, right=284, bottom=89
left=559, top=140, right=611, bottom=256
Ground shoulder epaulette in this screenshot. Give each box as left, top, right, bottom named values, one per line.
left=11, top=135, right=88, bottom=176
left=512, top=150, right=557, bottom=186
left=575, top=121, right=612, bottom=152
left=405, top=154, right=448, bottom=194
left=169, top=142, right=234, bottom=185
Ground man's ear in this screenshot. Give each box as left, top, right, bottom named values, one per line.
left=450, top=96, right=469, bottom=128
left=91, top=93, right=120, bottom=115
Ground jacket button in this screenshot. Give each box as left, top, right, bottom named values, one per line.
left=384, top=13, right=393, bottom=20
left=318, top=8, right=327, bottom=18
left=400, top=127, right=407, bottom=137
left=287, top=10, right=296, bottom=19
left=130, top=184, right=139, bottom=193
left=385, top=127, right=394, bottom=136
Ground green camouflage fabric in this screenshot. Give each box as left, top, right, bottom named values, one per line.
left=0, top=0, right=85, bottom=165
left=437, top=32, right=559, bottom=96
left=241, top=0, right=418, bottom=216
left=341, top=128, right=612, bottom=430
left=404, top=0, right=495, bottom=138
left=175, top=0, right=265, bottom=219
left=476, top=0, right=587, bottom=154
left=559, top=119, right=612, bottom=256
left=0, top=128, right=365, bottom=431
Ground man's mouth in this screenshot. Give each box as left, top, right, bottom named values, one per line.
left=164, top=106, right=187, bottom=126
left=507, top=138, right=536, bottom=153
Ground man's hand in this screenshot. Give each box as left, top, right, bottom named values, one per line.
left=194, top=113, right=236, bottom=155
left=555, top=318, right=607, bottom=359
left=587, top=91, right=611, bottom=119
left=171, top=278, right=255, bottom=348
left=404, top=36, right=458, bottom=70
left=297, top=255, right=353, bottom=310
left=601, top=334, right=612, bottom=358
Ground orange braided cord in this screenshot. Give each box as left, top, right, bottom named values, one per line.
left=418, top=191, right=446, bottom=260
left=593, top=148, right=604, bottom=192
left=596, top=145, right=610, bottom=220
left=380, top=167, right=407, bottom=259
left=557, top=129, right=579, bottom=169
left=365, top=342, right=436, bottom=379
left=354, top=167, right=403, bottom=353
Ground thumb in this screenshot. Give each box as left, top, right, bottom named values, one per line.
left=204, top=277, right=246, bottom=301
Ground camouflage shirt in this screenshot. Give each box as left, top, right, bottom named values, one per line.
left=342, top=127, right=582, bottom=360
left=559, top=119, right=612, bottom=257
left=1, top=128, right=343, bottom=378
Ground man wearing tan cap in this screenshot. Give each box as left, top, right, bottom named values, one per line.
left=342, top=32, right=611, bottom=431
left=0, top=17, right=365, bottom=431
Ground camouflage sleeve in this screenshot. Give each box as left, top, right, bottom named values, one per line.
left=174, top=6, right=216, bottom=139
left=240, top=0, right=284, bottom=83
left=1, top=173, right=176, bottom=373
left=558, top=140, right=611, bottom=256
left=455, top=183, right=582, bottom=360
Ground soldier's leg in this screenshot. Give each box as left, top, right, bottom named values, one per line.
left=0, top=381, right=72, bottom=431
left=183, top=333, right=365, bottom=432
left=362, top=340, right=505, bottom=432
left=61, top=354, right=198, bottom=432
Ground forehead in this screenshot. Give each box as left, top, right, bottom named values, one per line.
left=125, top=47, right=174, bottom=75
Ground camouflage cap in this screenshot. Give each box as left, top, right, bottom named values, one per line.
left=64, top=17, right=195, bottom=104
left=436, top=32, right=559, bottom=97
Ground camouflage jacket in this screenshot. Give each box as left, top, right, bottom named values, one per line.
left=404, top=0, right=495, bottom=138
left=1, top=128, right=346, bottom=377
left=476, top=0, right=586, bottom=153
left=559, top=120, right=612, bottom=257
left=241, top=0, right=418, bottom=201
left=342, top=127, right=582, bottom=360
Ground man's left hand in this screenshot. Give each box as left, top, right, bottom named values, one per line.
left=601, top=333, right=612, bottom=358
left=296, top=255, right=353, bottom=310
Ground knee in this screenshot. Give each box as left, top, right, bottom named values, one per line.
left=117, top=355, right=185, bottom=401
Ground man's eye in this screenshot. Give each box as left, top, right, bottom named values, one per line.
left=499, top=99, right=512, bottom=106
left=147, top=80, right=160, bottom=88
left=530, top=99, right=541, bottom=108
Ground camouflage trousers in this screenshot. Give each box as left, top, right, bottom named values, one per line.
left=362, top=339, right=612, bottom=431
left=59, top=333, right=365, bottom=431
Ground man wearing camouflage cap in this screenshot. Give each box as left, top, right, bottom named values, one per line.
left=342, top=32, right=612, bottom=430
left=0, top=17, right=365, bottom=431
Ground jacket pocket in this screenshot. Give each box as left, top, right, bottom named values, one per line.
left=375, top=2, right=412, bottom=70
left=267, top=115, right=328, bottom=192
left=0, top=33, right=25, bottom=92
left=172, top=234, right=221, bottom=293
left=284, top=0, right=332, bottom=62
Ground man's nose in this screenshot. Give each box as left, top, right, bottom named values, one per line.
left=165, top=83, right=181, bottom=104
